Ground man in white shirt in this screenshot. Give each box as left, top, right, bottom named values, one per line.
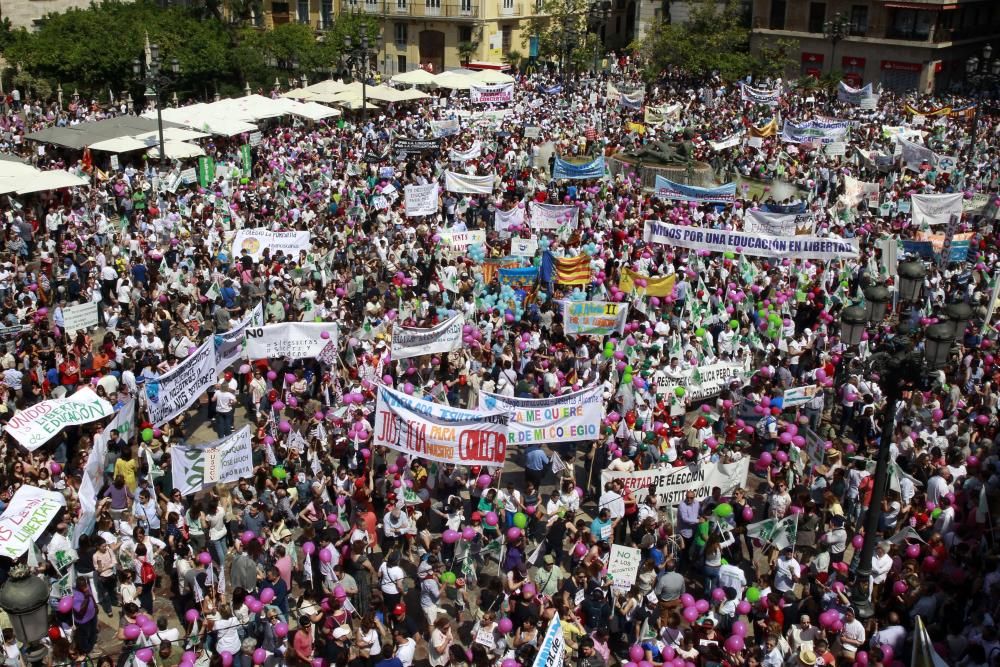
left=214, top=381, right=237, bottom=438
left=838, top=608, right=866, bottom=659
left=393, top=627, right=417, bottom=667
left=926, top=467, right=951, bottom=505
left=786, top=615, right=821, bottom=655
left=774, top=547, right=801, bottom=594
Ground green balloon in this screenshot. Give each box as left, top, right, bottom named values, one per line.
left=440, top=571, right=456, bottom=584
left=931, top=508, right=942, bottom=519
left=625, top=365, right=634, bottom=374
left=730, top=320, right=740, bottom=330
left=513, top=512, right=528, bottom=529
left=272, top=465, right=287, bottom=480
left=141, top=428, right=154, bottom=443
left=746, top=586, right=762, bottom=602
left=603, top=348, right=613, bottom=358
left=714, top=502, right=734, bottom=518
left=675, top=386, right=686, bottom=397
left=695, top=327, right=706, bottom=337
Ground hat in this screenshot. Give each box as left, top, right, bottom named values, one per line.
left=417, top=561, right=434, bottom=577
left=798, top=649, right=817, bottom=666
left=471, top=511, right=482, bottom=521
left=543, top=554, right=555, bottom=565
left=831, top=516, right=845, bottom=527
left=269, top=523, right=293, bottom=545
left=332, top=627, right=351, bottom=640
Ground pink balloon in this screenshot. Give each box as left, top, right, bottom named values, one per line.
left=735, top=601, right=751, bottom=615
left=197, top=551, right=213, bottom=565
left=573, top=542, right=588, bottom=557
left=498, top=617, right=514, bottom=634
left=220, top=652, right=234, bottom=667
left=185, top=608, right=200, bottom=624
left=123, top=624, right=142, bottom=641
left=135, top=648, right=154, bottom=663
left=682, top=606, right=699, bottom=623
left=742, top=506, right=754, bottom=521
left=680, top=593, right=696, bottom=608
left=259, top=588, right=275, bottom=604
left=724, top=635, right=745, bottom=653
left=274, top=621, right=289, bottom=638
left=302, top=541, right=316, bottom=555
left=319, top=548, right=334, bottom=563
left=485, top=511, right=499, bottom=526
left=892, top=580, right=907, bottom=595
left=731, top=620, right=748, bottom=636
left=629, top=646, right=645, bottom=662
left=852, top=534, right=865, bottom=549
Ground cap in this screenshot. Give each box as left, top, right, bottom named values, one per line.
left=543, top=554, right=555, bottom=565
left=332, top=627, right=351, bottom=639
left=798, top=649, right=817, bottom=666
left=471, top=511, right=482, bottom=521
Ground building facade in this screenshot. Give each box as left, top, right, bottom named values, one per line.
left=750, top=0, right=1000, bottom=93
left=1, top=0, right=117, bottom=29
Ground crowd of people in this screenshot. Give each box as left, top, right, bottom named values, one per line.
left=0, top=55, right=996, bottom=667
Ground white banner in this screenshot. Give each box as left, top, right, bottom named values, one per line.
left=469, top=82, right=514, bottom=104
left=899, top=138, right=938, bottom=172
left=449, top=141, right=482, bottom=162
left=245, top=322, right=338, bottom=360
left=607, top=544, right=642, bottom=593
left=0, top=486, right=67, bottom=558
left=531, top=614, right=565, bottom=667
left=651, top=362, right=753, bottom=402
left=80, top=399, right=135, bottom=516
left=911, top=192, right=964, bottom=227
left=374, top=384, right=509, bottom=467
left=444, top=171, right=495, bottom=194
left=404, top=183, right=439, bottom=217
left=601, top=459, right=751, bottom=506
left=561, top=300, right=629, bottom=336
left=709, top=134, right=743, bottom=151
left=214, top=302, right=264, bottom=373
left=391, top=315, right=464, bottom=360
left=644, top=220, right=859, bottom=260
left=495, top=206, right=526, bottom=233
left=440, top=230, right=486, bottom=254
left=782, top=384, right=819, bottom=408
left=145, top=340, right=218, bottom=426
left=745, top=210, right=816, bottom=236
left=231, top=228, right=312, bottom=261
left=63, top=302, right=99, bottom=336
left=529, top=202, right=579, bottom=230
left=510, top=237, right=538, bottom=257
left=171, top=426, right=254, bottom=496
left=478, top=384, right=603, bottom=445
left=842, top=175, right=880, bottom=208
left=4, top=388, right=114, bottom=451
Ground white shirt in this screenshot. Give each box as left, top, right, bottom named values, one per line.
left=396, top=637, right=417, bottom=667
left=774, top=556, right=801, bottom=592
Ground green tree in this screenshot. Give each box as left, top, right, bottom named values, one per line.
left=635, top=0, right=752, bottom=81
left=523, top=0, right=604, bottom=70
left=751, top=37, right=799, bottom=80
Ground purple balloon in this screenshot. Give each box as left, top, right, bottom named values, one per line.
left=498, top=617, right=514, bottom=634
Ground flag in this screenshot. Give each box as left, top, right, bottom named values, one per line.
left=749, top=118, right=778, bottom=138
left=911, top=616, right=948, bottom=667
left=746, top=515, right=798, bottom=550
left=554, top=255, right=591, bottom=285
left=81, top=147, right=93, bottom=173
left=144, top=31, right=152, bottom=68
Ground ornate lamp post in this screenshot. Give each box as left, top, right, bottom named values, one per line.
left=823, top=12, right=850, bottom=75
left=132, top=43, right=180, bottom=168
left=963, top=44, right=1000, bottom=163
left=0, top=565, right=51, bottom=667
left=342, top=32, right=374, bottom=120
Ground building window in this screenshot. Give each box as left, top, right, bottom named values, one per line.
left=397, top=55, right=407, bottom=72
left=459, top=26, right=473, bottom=42
left=615, top=14, right=621, bottom=33
left=321, top=0, right=332, bottom=26
left=502, top=0, right=513, bottom=9
left=502, top=25, right=512, bottom=52
left=395, top=22, right=408, bottom=45
left=768, top=0, right=785, bottom=30
left=808, top=2, right=825, bottom=33
left=460, top=0, right=472, bottom=12
left=426, top=0, right=441, bottom=8
left=887, top=9, right=934, bottom=40
left=297, top=0, right=309, bottom=23
left=271, top=1, right=290, bottom=23
left=849, top=5, right=867, bottom=36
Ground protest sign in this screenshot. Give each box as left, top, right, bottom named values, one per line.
left=374, top=385, right=509, bottom=467
left=145, top=340, right=218, bottom=425
left=782, top=384, right=819, bottom=408
left=479, top=384, right=603, bottom=445
left=529, top=202, right=579, bottom=230
left=439, top=230, right=486, bottom=254
left=498, top=267, right=539, bottom=290
left=214, top=302, right=264, bottom=373
left=740, top=82, right=781, bottom=105
left=469, top=82, right=514, bottom=104
left=644, top=220, right=859, bottom=261
left=444, top=171, right=495, bottom=194
left=745, top=210, right=816, bottom=236
left=837, top=81, right=875, bottom=105
left=5, top=388, right=114, bottom=451
left=391, top=315, right=465, bottom=360
left=746, top=515, right=798, bottom=550
left=245, top=322, right=338, bottom=360
left=80, top=398, right=135, bottom=518
left=780, top=120, right=847, bottom=144
left=601, top=459, right=750, bottom=506
left=404, top=184, right=439, bottom=217
left=510, top=237, right=538, bottom=257
left=651, top=362, right=752, bottom=401
left=231, top=228, right=311, bottom=261
left=607, top=544, right=643, bottom=593
left=899, top=138, right=938, bottom=171
left=449, top=142, right=482, bottom=162
left=430, top=120, right=459, bottom=138
left=394, top=138, right=442, bottom=154
left=171, top=426, right=254, bottom=496
left=0, top=486, right=67, bottom=558
left=63, top=302, right=99, bottom=336
left=495, top=206, right=526, bottom=233
left=551, top=156, right=606, bottom=180
left=911, top=193, right=963, bottom=227
left=531, top=614, right=565, bottom=667
left=654, top=177, right=737, bottom=204
left=561, top=300, right=629, bottom=336
left=842, top=175, right=880, bottom=207
left=618, top=268, right=677, bottom=297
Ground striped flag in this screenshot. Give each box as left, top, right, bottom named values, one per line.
left=554, top=255, right=591, bottom=285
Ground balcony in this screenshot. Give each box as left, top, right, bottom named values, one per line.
left=361, top=0, right=481, bottom=18
left=499, top=1, right=522, bottom=17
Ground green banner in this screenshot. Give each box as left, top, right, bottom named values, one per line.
left=240, top=144, right=252, bottom=176
left=198, top=156, right=215, bottom=188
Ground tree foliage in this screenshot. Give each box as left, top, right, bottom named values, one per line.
left=0, top=0, right=378, bottom=101
left=523, top=0, right=605, bottom=70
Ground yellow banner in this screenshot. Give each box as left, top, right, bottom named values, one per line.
left=905, top=103, right=951, bottom=117
left=619, top=268, right=677, bottom=297
left=627, top=122, right=647, bottom=135
left=749, top=118, right=778, bottom=138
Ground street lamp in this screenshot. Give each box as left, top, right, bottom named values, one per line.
left=963, top=44, right=1000, bottom=163
left=943, top=300, right=972, bottom=340
left=342, top=31, right=374, bottom=120
left=840, top=305, right=868, bottom=347
left=823, top=12, right=850, bottom=75
left=586, top=0, right=611, bottom=73
left=132, top=43, right=181, bottom=168
left=847, top=263, right=956, bottom=619
left=0, top=565, right=51, bottom=666
left=863, top=285, right=890, bottom=324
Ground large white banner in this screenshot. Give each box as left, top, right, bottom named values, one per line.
left=449, top=141, right=482, bottom=162
left=561, top=300, right=629, bottom=336
left=4, top=388, right=114, bottom=451
left=651, top=362, right=753, bottom=402
left=745, top=210, right=816, bottom=236
left=391, top=315, right=464, bottom=360
left=529, top=202, right=579, bottom=230
left=911, top=193, right=964, bottom=227
left=404, top=184, right=439, bottom=217
left=644, top=220, right=859, bottom=260
left=495, top=206, right=526, bottom=233
left=215, top=302, right=264, bottom=373
left=80, top=399, right=135, bottom=516
left=63, top=302, right=99, bottom=336
left=232, top=228, right=312, bottom=261
left=531, top=614, right=565, bottom=667
left=478, top=384, right=603, bottom=445
left=842, top=175, right=881, bottom=208
left=245, top=322, right=338, bottom=360
left=608, top=544, right=642, bottom=593
left=0, top=485, right=67, bottom=558
left=440, top=230, right=486, bottom=255
left=374, top=384, right=509, bottom=467
left=601, top=459, right=751, bottom=506
left=469, top=82, right=514, bottom=104
left=444, top=171, right=495, bottom=194
left=171, top=426, right=254, bottom=496
left=145, top=339, right=218, bottom=426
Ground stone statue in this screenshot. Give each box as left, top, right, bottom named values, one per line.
left=626, top=130, right=697, bottom=165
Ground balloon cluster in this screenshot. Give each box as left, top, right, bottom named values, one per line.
left=467, top=244, right=487, bottom=263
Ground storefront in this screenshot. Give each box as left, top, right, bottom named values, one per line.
left=842, top=56, right=866, bottom=87
left=880, top=60, right=922, bottom=92
left=801, top=53, right=824, bottom=79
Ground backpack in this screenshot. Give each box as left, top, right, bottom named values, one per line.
left=140, top=558, right=156, bottom=586
left=755, top=415, right=773, bottom=439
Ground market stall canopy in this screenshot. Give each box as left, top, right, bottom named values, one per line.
left=25, top=116, right=180, bottom=150
left=145, top=106, right=258, bottom=137
left=391, top=69, right=437, bottom=86
left=133, top=128, right=211, bottom=144
left=395, top=88, right=432, bottom=101
left=88, top=136, right=149, bottom=153
left=471, top=69, right=515, bottom=84
left=432, top=71, right=478, bottom=90
left=146, top=141, right=207, bottom=160
left=269, top=97, right=342, bottom=120
left=334, top=96, right=381, bottom=111
left=6, top=169, right=89, bottom=194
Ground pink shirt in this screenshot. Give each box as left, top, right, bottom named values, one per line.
left=275, top=555, right=292, bottom=590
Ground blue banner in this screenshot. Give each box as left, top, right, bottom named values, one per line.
left=654, top=176, right=737, bottom=204
left=948, top=240, right=970, bottom=263
left=620, top=94, right=643, bottom=110
left=552, top=156, right=606, bottom=180
left=541, top=84, right=562, bottom=95
left=901, top=240, right=935, bottom=260
left=762, top=201, right=806, bottom=214
left=499, top=266, right=538, bottom=289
